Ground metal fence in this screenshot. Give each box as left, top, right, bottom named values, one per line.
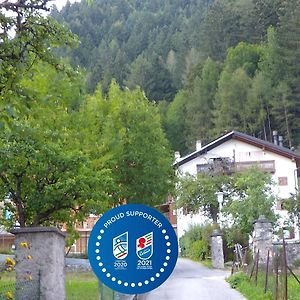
left=0, top=279, right=40, bottom=300
left=231, top=237, right=300, bottom=300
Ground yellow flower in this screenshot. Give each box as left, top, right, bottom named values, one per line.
left=5, top=257, right=16, bottom=267
left=27, top=255, right=33, bottom=260
left=20, top=242, right=29, bottom=248
left=25, top=275, right=32, bottom=281
left=5, top=291, right=13, bottom=299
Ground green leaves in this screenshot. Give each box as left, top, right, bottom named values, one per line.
left=0, top=1, right=77, bottom=125
left=176, top=167, right=277, bottom=235
left=88, top=82, right=174, bottom=206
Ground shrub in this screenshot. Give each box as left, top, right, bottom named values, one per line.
left=179, top=223, right=215, bottom=260
left=227, top=272, right=249, bottom=289
left=189, top=240, right=209, bottom=261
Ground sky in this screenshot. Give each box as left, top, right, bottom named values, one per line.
left=52, top=0, right=82, bottom=11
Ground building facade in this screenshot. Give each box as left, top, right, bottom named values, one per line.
left=175, top=131, right=300, bottom=239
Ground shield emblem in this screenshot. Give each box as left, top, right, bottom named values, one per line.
left=136, top=232, right=153, bottom=260
left=113, top=232, right=128, bottom=260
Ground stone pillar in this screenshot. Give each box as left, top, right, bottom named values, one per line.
left=252, top=215, right=273, bottom=265
left=12, top=227, right=66, bottom=300
left=211, top=229, right=224, bottom=269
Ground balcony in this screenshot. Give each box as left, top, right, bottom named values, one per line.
left=234, top=160, right=275, bottom=173
left=197, top=160, right=275, bottom=175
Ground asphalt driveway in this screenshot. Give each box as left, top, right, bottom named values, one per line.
left=138, top=258, right=246, bottom=300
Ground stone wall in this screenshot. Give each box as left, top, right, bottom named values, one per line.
left=273, top=241, right=300, bottom=266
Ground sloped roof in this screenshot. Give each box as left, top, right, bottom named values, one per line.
left=175, top=131, right=300, bottom=167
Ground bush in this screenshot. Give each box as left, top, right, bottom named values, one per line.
left=227, top=272, right=249, bottom=289
left=223, top=226, right=249, bottom=262
left=179, top=223, right=215, bottom=261
left=189, top=240, right=208, bottom=261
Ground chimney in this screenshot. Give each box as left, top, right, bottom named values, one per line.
left=278, top=136, right=283, bottom=147
left=196, top=140, right=202, bottom=151
left=273, top=131, right=278, bottom=145
left=174, top=151, right=181, bottom=162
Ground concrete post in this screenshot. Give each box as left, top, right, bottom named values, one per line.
left=211, top=229, right=224, bottom=269
left=12, top=227, right=66, bottom=300
left=252, top=215, right=273, bottom=265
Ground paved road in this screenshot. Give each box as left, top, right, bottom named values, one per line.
left=139, top=258, right=246, bottom=300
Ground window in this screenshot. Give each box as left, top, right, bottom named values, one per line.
left=278, top=177, right=288, bottom=186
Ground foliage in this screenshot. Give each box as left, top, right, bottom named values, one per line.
left=0, top=0, right=77, bottom=126
left=227, top=271, right=300, bottom=300
left=51, top=0, right=300, bottom=152
left=223, top=226, right=249, bottom=249
left=176, top=171, right=230, bottom=223
left=179, top=224, right=215, bottom=260
left=88, top=81, right=174, bottom=206
left=224, top=167, right=278, bottom=235
left=189, top=240, right=208, bottom=261
left=53, top=0, right=262, bottom=101
left=177, top=166, right=277, bottom=236
left=285, top=192, right=300, bottom=233
left=0, top=62, right=112, bottom=228
left=227, top=272, right=250, bottom=289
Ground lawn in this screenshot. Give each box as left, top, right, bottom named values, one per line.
left=0, top=272, right=110, bottom=300
left=66, top=272, right=100, bottom=300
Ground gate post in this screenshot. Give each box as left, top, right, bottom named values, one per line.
left=211, top=229, right=224, bottom=269
left=252, top=215, right=273, bottom=266
left=12, top=227, right=66, bottom=300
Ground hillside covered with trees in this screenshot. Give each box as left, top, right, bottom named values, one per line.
left=54, top=0, right=300, bottom=155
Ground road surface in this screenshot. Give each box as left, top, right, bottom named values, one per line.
left=138, top=258, right=246, bottom=300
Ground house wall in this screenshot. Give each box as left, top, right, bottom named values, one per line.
left=177, top=139, right=299, bottom=239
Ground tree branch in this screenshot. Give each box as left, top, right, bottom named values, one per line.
left=0, top=0, right=53, bottom=12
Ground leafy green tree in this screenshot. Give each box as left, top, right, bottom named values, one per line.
left=0, top=102, right=111, bottom=229
left=176, top=172, right=230, bottom=223
left=286, top=193, right=300, bottom=238
left=224, top=167, right=277, bottom=235
left=0, top=123, right=110, bottom=228
left=0, top=0, right=76, bottom=124
left=90, top=81, right=175, bottom=206
left=0, top=60, right=112, bottom=229
left=176, top=166, right=277, bottom=236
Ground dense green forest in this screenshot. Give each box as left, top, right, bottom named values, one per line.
left=53, top=0, right=300, bottom=155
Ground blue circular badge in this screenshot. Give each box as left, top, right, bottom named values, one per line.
left=88, top=204, right=178, bottom=294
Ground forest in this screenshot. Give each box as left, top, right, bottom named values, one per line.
left=1, top=0, right=300, bottom=229
left=54, top=0, right=300, bottom=155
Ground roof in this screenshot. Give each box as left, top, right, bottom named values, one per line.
left=175, top=131, right=300, bottom=167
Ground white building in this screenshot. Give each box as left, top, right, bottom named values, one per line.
left=174, top=131, right=300, bottom=239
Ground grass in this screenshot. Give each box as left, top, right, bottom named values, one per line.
left=200, top=259, right=213, bottom=268
left=0, top=272, right=105, bottom=300
left=65, top=272, right=101, bottom=300
left=227, top=271, right=300, bottom=300
left=0, top=272, right=15, bottom=287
